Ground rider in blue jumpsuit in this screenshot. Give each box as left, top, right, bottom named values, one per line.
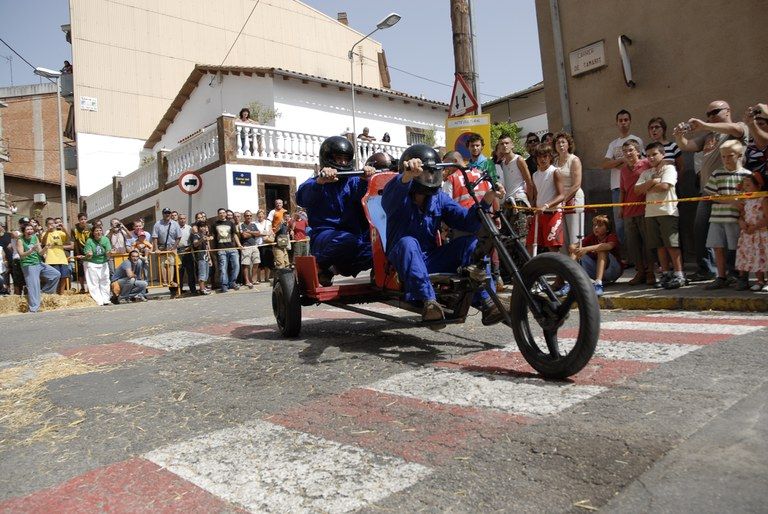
left=381, top=144, right=504, bottom=326
left=296, top=136, right=374, bottom=284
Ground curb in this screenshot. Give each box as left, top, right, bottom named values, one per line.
left=599, top=294, right=768, bottom=312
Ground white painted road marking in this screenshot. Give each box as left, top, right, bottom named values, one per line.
left=504, top=340, right=700, bottom=363
left=365, top=368, right=606, bottom=417
left=600, top=321, right=762, bottom=335
left=643, top=313, right=768, bottom=321
left=145, top=419, right=431, bottom=514
left=127, top=331, right=228, bottom=351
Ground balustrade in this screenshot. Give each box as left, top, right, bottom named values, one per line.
left=86, top=184, right=115, bottom=218
left=121, top=160, right=159, bottom=203
left=235, top=122, right=325, bottom=164
left=166, top=124, right=219, bottom=183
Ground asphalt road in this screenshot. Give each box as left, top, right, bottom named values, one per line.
left=0, top=288, right=766, bottom=513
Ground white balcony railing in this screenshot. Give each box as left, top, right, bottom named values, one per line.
left=121, top=160, right=159, bottom=203
left=166, top=124, right=219, bottom=183
left=356, top=140, right=407, bottom=163
left=235, top=123, right=408, bottom=165
left=86, top=184, right=114, bottom=218
left=236, top=123, right=325, bottom=164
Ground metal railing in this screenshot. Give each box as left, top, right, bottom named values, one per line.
left=121, top=160, right=159, bottom=203
left=166, top=123, right=219, bottom=183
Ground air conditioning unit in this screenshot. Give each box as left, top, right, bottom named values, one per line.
left=34, top=193, right=47, bottom=203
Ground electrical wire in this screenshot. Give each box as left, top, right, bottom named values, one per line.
left=0, top=37, right=55, bottom=84
left=208, top=0, right=261, bottom=86
left=357, top=53, right=503, bottom=101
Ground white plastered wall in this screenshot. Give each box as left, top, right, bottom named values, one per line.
left=77, top=133, right=146, bottom=196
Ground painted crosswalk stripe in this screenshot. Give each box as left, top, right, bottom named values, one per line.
left=643, top=312, right=768, bottom=321
left=145, top=419, right=431, bottom=514
left=127, top=331, right=229, bottom=351
left=504, top=340, right=700, bottom=363
left=600, top=321, right=762, bottom=335
left=626, top=315, right=768, bottom=327
left=365, top=368, right=605, bottom=417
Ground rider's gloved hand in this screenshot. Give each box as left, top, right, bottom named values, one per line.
left=317, top=167, right=338, bottom=184
left=362, top=165, right=376, bottom=179
left=401, top=158, right=423, bottom=183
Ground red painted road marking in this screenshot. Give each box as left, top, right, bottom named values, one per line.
left=437, top=350, right=656, bottom=387
left=60, top=343, right=165, bottom=366
left=270, top=388, right=532, bottom=467
left=0, top=458, right=243, bottom=514
left=624, top=315, right=768, bottom=327
left=562, top=328, right=729, bottom=345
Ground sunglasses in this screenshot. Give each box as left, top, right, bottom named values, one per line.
left=706, top=107, right=727, bottom=117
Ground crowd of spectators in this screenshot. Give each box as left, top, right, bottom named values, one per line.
left=480, top=100, right=768, bottom=295
left=0, top=199, right=311, bottom=312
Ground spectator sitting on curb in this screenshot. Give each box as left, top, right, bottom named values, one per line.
left=112, top=249, right=148, bottom=303
left=559, top=215, right=621, bottom=297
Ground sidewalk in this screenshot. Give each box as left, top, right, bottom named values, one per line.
left=598, top=271, right=768, bottom=312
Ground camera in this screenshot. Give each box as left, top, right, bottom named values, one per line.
left=751, top=108, right=763, bottom=117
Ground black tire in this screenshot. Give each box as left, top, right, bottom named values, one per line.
left=272, top=269, right=302, bottom=337
left=509, top=252, right=600, bottom=379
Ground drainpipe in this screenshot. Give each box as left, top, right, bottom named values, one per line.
left=549, top=0, right=571, bottom=133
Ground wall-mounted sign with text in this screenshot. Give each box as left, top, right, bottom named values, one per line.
left=80, top=96, right=98, bottom=111
left=232, top=171, right=252, bottom=186
left=569, top=40, right=606, bottom=77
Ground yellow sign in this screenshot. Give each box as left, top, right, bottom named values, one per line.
left=445, top=114, right=492, bottom=160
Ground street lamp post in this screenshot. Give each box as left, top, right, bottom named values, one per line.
left=349, top=12, right=401, bottom=166
left=33, top=67, right=68, bottom=229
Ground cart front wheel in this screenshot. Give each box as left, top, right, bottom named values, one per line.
left=510, top=252, right=599, bottom=379
left=272, top=270, right=302, bottom=337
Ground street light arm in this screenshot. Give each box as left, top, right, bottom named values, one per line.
left=348, top=27, right=381, bottom=60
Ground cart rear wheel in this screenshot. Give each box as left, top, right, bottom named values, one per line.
left=272, top=270, right=302, bottom=337
left=509, top=253, right=599, bottom=379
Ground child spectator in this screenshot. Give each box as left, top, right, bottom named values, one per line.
left=703, top=140, right=754, bottom=289
left=192, top=221, right=212, bottom=295
left=559, top=215, right=621, bottom=297
left=735, top=172, right=768, bottom=291
left=132, top=230, right=152, bottom=281
left=634, top=142, right=685, bottom=289
left=526, top=143, right=565, bottom=255
left=619, top=139, right=655, bottom=285
left=41, top=217, right=72, bottom=293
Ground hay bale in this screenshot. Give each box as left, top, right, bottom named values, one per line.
left=0, top=293, right=97, bottom=316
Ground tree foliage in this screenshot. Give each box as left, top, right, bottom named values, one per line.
left=490, top=121, right=525, bottom=155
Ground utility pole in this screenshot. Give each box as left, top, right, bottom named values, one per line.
left=450, top=0, right=478, bottom=110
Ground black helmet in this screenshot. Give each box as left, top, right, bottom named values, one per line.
left=364, top=151, right=395, bottom=171
left=319, top=136, right=354, bottom=172
left=399, top=144, right=442, bottom=194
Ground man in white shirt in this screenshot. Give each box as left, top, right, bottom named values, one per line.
left=601, top=109, right=643, bottom=246
left=177, top=214, right=196, bottom=294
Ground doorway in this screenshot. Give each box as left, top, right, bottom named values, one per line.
left=264, top=183, right=291, bottom=212
left=257, top=174, right=297, bottom=214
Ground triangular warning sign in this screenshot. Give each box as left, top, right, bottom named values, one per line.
left=448, top=73, right=479, bottom=118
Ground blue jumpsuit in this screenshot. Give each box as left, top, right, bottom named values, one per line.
left=296, top=176, right=372, bottom=276
left=381, top=175, right=492, bottom=304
